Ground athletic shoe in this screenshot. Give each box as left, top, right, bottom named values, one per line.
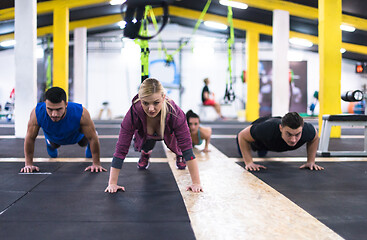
left=137, top=150, right=151, bottom=169
left=176, top=155, right=186, bottom=170
left=85, top=143, right=92, bottom=158
left=257, top=150, right=268, bottom=158
left=46, top=139, right=58, bottom=158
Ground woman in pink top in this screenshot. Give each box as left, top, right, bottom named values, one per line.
left=105, top=78, right=202, bottom=193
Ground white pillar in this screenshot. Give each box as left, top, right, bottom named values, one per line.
left=73, top=27, right=87, bottom=107
left=14, top=0, right=37, bottom=138
left=272, top=10, right=290, bottom=116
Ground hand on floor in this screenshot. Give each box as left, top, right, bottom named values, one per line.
left=187, top=183, right=203, bottom=193
left=299, top=162, right=324, bottom=171
left=85, top=164, right=107, bottom=172
left=20, top=165, right=39, bottom=173
left=105, top=184, right=125, bottom=193
left=245, top=162, right=267, bottom=171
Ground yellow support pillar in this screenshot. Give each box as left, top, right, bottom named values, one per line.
left=245, top=30, right=260, bottom=122
left=53, top=1, right=69, bottom=97
left=318, top=0, right=342, bottom=137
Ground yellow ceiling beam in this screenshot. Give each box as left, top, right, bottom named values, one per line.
left=0, top=5, right=366, bottom=56
left=37, top=14, right=123, bottom=36
left=170, top=6, right=272, bottom=35
left=1, top=0, right=367, bottom=32
left=0, top=0, right=110, bottom=21
left=0, top=33, right=14, bottom=42
left=241, top=0, right=318, bottom=19
left=239, top=0, right=367, bottom=31
left=170, top=6, right=367, bottom=56
left=0, top=14, right=122, bottom=42
left=342, top=42, right=367, bottom=56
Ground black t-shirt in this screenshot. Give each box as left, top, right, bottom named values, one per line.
left=201, top=85, right=209, bottom=103
left=249, top=117, right=316, bottom=152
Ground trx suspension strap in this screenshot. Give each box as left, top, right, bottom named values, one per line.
left=45, top=35, right=52, bottom=90
left=135, top=6, right=151, bottom=83
left=223, top=4, right=236, bottom=103
left=151, top=0, right=211, bottom=65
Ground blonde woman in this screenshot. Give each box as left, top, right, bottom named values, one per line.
left=105, top=78, right=202, bottom=193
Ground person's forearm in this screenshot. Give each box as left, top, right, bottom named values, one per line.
left=24, top=138, right=35, bottom=166
left=306, top=139, right=319, bottom=163
left=239, top=138, right=254, bottom=165
left=108, top=167, right=121, bottom=185
left=204, top=139, right=210, bottom=150
left=90, top=139, right=101, bottom=165
left=186, top=159, right=201, bottom=184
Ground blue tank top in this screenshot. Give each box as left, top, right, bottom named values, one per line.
left=35, top=102, right=84, bottom=145
left=193, top=128, right=204, bottom=146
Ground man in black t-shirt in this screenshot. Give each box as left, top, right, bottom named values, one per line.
left=237, top=112, right=324, bottom=171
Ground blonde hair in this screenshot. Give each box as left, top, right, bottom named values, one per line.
left=203, top=78, right=209, bottom=85
left=136, top=78, right=174, bottom=137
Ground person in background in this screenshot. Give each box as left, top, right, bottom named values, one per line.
left=201, top=78, right=224, bottom=119
left=21, top=87, right=106, bottom=173
left=186, top=110, right=212, bottom=153
left=237, top=112, right=324, bottom=171
left=105, top=78, right=202, bottom=193
left=97, top=101, right=112, bottom=120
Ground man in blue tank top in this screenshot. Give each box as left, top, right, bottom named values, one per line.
left=20, top=87, right=106, bottom=173
left=237, top=112, right=324, bottom=171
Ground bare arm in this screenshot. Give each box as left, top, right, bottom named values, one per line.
left=80, top=107, right=106, bottom=172
left=200, top=126, right=212, bottom=152
left=237, top=126, right=266, bottom=171
left=186, top=158, right=203, bottom=192
left=105, top=167, right=125, bottom=193
left=21, top=108, right=40, bottom=173
left=300, top=126, right=324, bottom=170
left=203, top=91, right=210, bottom=101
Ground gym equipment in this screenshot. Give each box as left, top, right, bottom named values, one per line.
left=223, top=5, right=236, bottom=103
left=121, top=0, right=173, bottom=40
left=341, top=90, right=364, bottom=102
left=134, top=6, right=151, bottom=82
left=318, top=90, right=367, bottom=156
left=309, top=91, right=318, bottom=115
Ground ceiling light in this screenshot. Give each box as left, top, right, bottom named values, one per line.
left=204, top=21, right=228, bottom=30
left=340, top=48, right=346, bottom=53
left=110, top=0, right=126, bottom=5
left=340, top=24, right=355, bottom=32
left=0, top=39, right=16, bottom=47
left=289, top=38, right=313, bottom=48
left=219, top=0, right=248, bottom=9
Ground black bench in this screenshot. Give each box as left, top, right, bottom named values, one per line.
left=317, top=114, right=367, bottom=157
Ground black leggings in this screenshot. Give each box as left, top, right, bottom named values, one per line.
left=141, top=139, right=157, bottom=152
left=48, top=136, right=88, bottom=149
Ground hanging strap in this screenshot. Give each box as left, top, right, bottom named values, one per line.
left=224, top=4, right=236, bottom=102
left=151, top=0, right=212, bottom=62
left=46, top=36, right=52, bottom=90
left=227, top=4, right=234, bottom=85
left=135, top=6, right=151, bottom=82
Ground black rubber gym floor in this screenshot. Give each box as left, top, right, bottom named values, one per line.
left=0, top=162, right=195, bottom=240
left=236, top=161, right=367, bottom=240
left=1, top=118, right=367, bottom=239
left=0, top=138, right=166, bottom=158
